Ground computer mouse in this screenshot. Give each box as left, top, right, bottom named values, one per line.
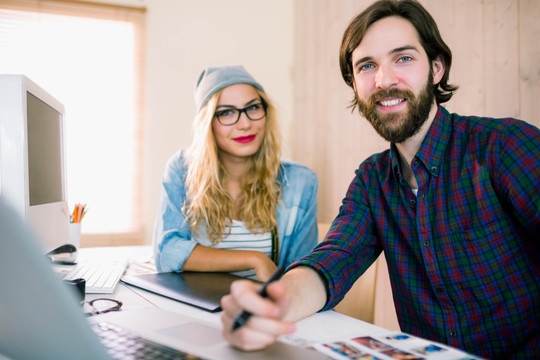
left=47, top=244, right=78, bottom=264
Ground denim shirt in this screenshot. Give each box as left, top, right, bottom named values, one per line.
left=153, top=150, right=319, bottom=273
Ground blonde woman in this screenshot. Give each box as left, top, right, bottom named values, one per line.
left=153, top=65, right=318, bottom=281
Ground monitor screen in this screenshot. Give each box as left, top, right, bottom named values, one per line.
left=0, top=74, right=69, bottom=253
left=27, top=92, right=64, bottom=206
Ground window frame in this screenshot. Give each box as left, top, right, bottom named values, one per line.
left=0, top=0, right=146, bottom=246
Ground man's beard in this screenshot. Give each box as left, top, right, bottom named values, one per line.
left=357, top=74, right=435, bottom=143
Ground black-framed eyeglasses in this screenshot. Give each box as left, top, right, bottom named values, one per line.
left=83, top=298, right=123, bottom=317
left=214, top=102, right=267, bottom=126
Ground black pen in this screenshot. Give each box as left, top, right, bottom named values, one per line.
left=231, top=266, right=286, bottom=332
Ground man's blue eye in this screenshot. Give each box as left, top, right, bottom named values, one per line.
left=360, top=64, right=374, bottom=71
left=398, top=56, right=412, bottom=62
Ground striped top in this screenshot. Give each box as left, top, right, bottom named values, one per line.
left=194, top=220, right=272, bottom=279
left=154, top=153, right=319, bottom=274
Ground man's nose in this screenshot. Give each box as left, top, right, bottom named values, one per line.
left=375, top=64, right=398, bottom=89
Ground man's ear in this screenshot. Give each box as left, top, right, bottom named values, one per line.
left=432, top=55, right=445, bottom=84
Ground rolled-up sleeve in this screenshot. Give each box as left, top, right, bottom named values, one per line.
left=152, top=151, right=198, bottom=272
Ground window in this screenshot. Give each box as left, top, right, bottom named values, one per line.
left=0, top=0, right=145, bottom=243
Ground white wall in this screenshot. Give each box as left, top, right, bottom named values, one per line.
left=141, top=1, right=294, bottom=243
left=96, top=0, right=540, bottom=244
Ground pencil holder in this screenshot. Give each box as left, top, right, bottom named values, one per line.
left=69, top=222, right=82, bottom=248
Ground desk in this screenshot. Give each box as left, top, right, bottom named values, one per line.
left=83, top=246, right=480, bottom=359
left=83, top=246, right=382, bottom=341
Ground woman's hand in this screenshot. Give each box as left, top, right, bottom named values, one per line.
left=251, top=252, right=278, bottom=282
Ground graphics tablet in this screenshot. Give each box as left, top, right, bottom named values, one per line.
left=121, top=271, right=253, bottom=312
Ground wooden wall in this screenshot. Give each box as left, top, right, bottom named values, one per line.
left=291, top=0, right=540, bottom=329
left=292, top=0, right=540, bottom=224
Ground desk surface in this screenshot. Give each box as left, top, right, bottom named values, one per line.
left=79, top=246, right=380, bottom=343
left=82, top=246, right=383, bottom=344
left=82, top=246, right=480, bottom=359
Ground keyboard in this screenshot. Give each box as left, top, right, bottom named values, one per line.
left=92, top=322, right=203, bottom=359
left=62, top=259, right=128, bottom=293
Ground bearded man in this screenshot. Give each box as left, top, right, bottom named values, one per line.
left=221, top=1, right=540, bottom=358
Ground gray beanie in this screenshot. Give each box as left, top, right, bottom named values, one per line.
left=194, top=65, right=264, bottom=112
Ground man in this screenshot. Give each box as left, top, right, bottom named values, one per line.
left=220, top=0, right=540, bottom=358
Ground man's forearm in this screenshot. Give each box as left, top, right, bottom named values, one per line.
left=281, top=266, right=327, bottom=322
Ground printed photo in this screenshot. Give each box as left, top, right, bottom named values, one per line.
left=385, top=333, right=411, bottom=341
left=414, top=344, right=447, bottom=355
left=381, top=348, right=424, bottom=360
left=352, top=336, right=392, bottom=351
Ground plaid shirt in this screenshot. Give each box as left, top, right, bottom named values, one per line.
left=293, top=106, right=540, bottom=359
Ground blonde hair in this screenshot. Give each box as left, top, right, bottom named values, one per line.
left=183, top=88, right=282, bottom=244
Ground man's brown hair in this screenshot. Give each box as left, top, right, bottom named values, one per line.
left=339, top=0, right=458, bottom=109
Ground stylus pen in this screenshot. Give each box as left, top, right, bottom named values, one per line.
left=231, top=266, right=286, bottom=332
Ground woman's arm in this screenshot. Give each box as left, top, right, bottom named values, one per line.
left=277, top=162, right=319, bottom=267
left=153, top=151, right=199, bottom=272
left=182, top=245, right=277, bottom=281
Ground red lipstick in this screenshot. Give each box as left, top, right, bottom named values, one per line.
left=233, top=135, right=256, bottom=143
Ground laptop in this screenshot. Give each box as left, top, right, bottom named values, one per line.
left=0, top=196, right=326, bottom=360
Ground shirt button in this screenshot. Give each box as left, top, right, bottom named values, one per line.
left=413, top=159, right=419, bottom=165
left=423, top=241, right=430, bottom=247
left=430, top=166, right=438, bottom=173
left=410, top=198, right=417, bottom=206
left=449, top=330, right=457, bottom=337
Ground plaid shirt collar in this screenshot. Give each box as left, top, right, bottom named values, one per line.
left=390, top=105, right=451, bottom=181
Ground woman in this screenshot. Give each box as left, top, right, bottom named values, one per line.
left=153, top=65, right=318, bottom=281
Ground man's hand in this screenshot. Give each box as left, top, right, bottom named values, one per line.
left=220, top=279, right=295, bottom=351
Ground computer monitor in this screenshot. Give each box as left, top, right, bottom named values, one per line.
left=0, top=74, right=70, bottom=253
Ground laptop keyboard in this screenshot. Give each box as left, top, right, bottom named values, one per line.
left=62, top=259, right=128, bottom=293
left=92, top=322, right=204, bottom=359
